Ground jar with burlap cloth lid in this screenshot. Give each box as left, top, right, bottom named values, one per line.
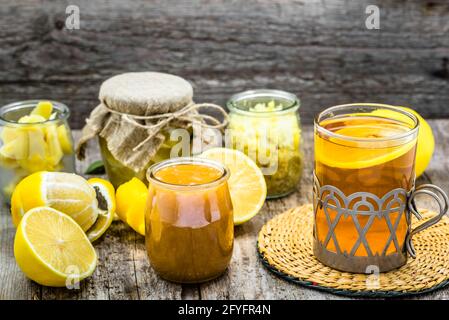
left=76, top=72, right=227, bottom=187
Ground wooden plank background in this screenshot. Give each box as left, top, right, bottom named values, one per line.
left=0, top=0, right=448, bottom=128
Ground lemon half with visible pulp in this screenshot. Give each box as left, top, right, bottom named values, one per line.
left=14, top=207, right=97, bottom=287
left=201, top=148, right=267, bottom=225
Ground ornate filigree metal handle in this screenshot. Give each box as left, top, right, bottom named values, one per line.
left=406, top=184, right=449, bottom=258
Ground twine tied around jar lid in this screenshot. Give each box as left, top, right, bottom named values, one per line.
left=76, top=72, right=228, bottom=172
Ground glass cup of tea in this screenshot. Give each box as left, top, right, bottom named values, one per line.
left=313, top=103, right=449, bottom=273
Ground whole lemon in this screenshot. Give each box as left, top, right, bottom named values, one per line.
left=115, top=178, right=147, bottom=235
left=399, top=107, right=434, bottom=177
left=371, top=106, right=434, bottom=177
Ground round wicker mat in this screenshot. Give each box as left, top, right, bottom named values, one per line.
left=257, top=204, right=449, bottom=297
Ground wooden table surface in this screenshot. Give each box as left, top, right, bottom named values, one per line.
left=1, top=119, right=449, bottom=300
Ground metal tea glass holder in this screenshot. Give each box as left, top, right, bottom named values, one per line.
left=313, top=173, right=449, bottom=273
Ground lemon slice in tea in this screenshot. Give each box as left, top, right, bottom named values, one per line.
left=316, top=117, right=416, bottom=170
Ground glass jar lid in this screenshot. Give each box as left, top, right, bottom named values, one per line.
left=227, top=89, right=300, bottom=117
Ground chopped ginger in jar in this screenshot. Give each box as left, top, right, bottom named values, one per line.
left=227, top=90, right=303, bottom=198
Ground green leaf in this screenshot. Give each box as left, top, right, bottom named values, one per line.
left=85, top=160, right=105, bottom=175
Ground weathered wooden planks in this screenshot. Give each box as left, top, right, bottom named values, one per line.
left=1, top=120, right=448, bottom=300
left=0, top=0, right=449, bottom=128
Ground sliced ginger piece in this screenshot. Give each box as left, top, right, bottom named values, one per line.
left=31, top=101, right=53, bottom=120
left=1, top=127, right=20, bottom=144
left=18, top=115, right=46, bottom=124
left=45, top=126, right=64, bottom=166
left=0, top=130, right=29, bottom=160
left=57, top=125, right=73, bottom=154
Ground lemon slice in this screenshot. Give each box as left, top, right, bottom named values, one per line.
left=116, top=178, right=147, bottom=236
left=11, top=172, right=99, bottom=232
left=200, top=148, right=267, bottom=225
left=86, top=178, right=116, bottom=242
left=57, top=125, right=73, bottom=154
left=14, top=207, right=97, bottom=287
left=316, top=119, right=416, bottom=170
left=316, top=140, right=416, bottom=170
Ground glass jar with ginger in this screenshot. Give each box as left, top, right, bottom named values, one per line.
left=0, top=100, right=75, bottom=201
left=227, top=89, right=303, bottom=198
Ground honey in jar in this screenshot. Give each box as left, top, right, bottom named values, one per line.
left=145, top=158, right=234, bottom=283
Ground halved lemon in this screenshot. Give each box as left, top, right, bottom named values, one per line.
left=11, top=172, right=98, bottom=232
left=86, top=178, right=116, bottom=242
left=200, top=148, right=267, bottom=225
left=14, top=207, right=97, bottom=287
left=115, top=178, right=147, bottom=236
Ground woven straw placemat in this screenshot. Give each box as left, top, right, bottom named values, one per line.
left=258, top=204, right=449, bottom=298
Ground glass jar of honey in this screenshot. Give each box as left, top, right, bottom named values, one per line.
left=145, top=157, right=234, bottom=283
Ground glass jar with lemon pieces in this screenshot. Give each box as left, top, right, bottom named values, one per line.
left=0, top=100, right=75, bottom=201
left=227, top=89, right=303, bottom=198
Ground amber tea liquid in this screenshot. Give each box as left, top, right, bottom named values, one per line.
left=314, top=116, right=417, bottom=257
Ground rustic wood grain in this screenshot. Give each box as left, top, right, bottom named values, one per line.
left=0, top=212, right=41, bottom=300
left=1, top=121, right=449, bottom=300
left=1, top=0, right=449, bottom=128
